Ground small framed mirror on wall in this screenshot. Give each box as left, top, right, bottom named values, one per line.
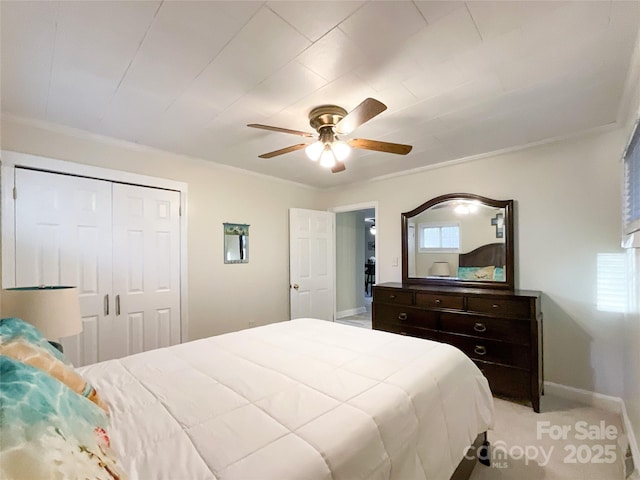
left=402, top=193, right=515, bottom=290
left=223, top=223, right=249, bottom=264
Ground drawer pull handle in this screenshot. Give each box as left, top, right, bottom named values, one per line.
left=474, top=345, right=487, bottom=356
left=435, top=299, right=441, bottom=305
left=492, top=304, right=500, bottom=309
left=389, top=295, right=396, bottom=300
left=398, top=313, right=408, bottom=321
left=473, top=323, right=487, bottom=333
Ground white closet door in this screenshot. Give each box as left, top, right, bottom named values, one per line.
left=112, top=183, right=181, bottom=357
left=14, top=168, right=112, bottom=366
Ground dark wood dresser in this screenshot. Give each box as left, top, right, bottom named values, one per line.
left=372, top=282, right=543, bottom=412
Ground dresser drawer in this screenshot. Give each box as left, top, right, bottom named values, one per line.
left=415, top=292, right=464, bottom=310
left=467, top=296, right=531, bottom=318
left=377, top=321, right=440, bottom=342
left=440, top=313, right=530, bottom=345
left=440, top=332, right=530, bottom=369
left=474, top=360, right=531, bottom=401
left=374, top=288, right=413, bottom=306
left=374, top=303, right=438, bottom=330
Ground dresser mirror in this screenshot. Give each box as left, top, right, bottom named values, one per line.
left=402, top=193, right=514, bottom=289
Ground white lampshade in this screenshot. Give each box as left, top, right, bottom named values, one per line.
left=431, top=262, right=450, bottom=277
left=2, top=286, right=82, bottom=340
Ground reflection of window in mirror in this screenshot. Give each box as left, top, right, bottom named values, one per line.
left=418, top=222, right=460, bottom=253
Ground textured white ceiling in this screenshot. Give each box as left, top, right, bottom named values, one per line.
left=2, top=1, right=639, bottom=188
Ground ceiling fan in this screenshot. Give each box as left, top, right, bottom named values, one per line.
left=247, top=98, right=412, bottom=173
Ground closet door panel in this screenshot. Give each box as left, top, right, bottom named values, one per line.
left=112, top=183, right=181, bottom=356
left=14, top=168, right=113, bottom=366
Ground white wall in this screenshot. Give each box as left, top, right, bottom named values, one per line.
left=0, top=117, right=321, bottom=341
left=318, top=128, right=630, bottom=399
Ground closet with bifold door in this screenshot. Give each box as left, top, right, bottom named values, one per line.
left=12, top=167, right=181, bottom=367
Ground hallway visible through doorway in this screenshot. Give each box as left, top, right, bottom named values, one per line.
left=335, top=296, right=372, bottom=329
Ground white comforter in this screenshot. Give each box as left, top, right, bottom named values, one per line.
left=80, top=319, right=494, bottom=480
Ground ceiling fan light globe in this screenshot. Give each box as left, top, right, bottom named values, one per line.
left=305, top=141, right=323, bottom=161
left=319, top=148, right=336, bottom=168
left=332, top=140, right=351, bottom=161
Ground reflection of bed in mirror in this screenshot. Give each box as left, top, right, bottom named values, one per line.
left=457, top=243, right=506, bottom=282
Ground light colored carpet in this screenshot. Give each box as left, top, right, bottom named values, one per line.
left=470, top=394, right=626, bottom=480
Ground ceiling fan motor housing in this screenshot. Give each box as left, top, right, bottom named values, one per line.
left=309, top=105, right=347, bottom=132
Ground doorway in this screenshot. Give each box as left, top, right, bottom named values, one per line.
left=332, top=203, right=376, bottom=329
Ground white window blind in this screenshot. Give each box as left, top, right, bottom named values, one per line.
left=419, top=223, right=460, bottom=251
left=623, top=119, right=640, bottom=235
left=596, top=253, right=628, bottom=313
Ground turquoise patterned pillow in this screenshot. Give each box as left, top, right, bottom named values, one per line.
left=0, top=317, right=108, bottom=412
left=0, top=316, right=69, bottom=364
left=0, top=356, right=125, bottom=479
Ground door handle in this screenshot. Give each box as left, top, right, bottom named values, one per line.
left=104, top=294, right=109, bottom=316
left=292, top=284, right=299, bottom=290
left=115, top=295, right=121, bottom=316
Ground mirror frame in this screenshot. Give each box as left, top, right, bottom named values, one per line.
left=401, top=193, right=515, bottom=290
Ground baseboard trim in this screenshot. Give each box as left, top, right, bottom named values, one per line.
left=544, top=381, right=623, bottom=413
left=336, top=307, right=367, bottom=319
left=545, top=381, right=639, bottom=478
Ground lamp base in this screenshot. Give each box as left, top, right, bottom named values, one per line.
left=49, top=341, right=64, bottom=353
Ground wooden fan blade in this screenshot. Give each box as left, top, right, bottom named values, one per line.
left=335, top=98, right=387, bottom=134
left=247, top=124, right=315, bottom=138
left=258, top=143, right=308, bottom=159
left=349, top=138, right=412, bottom=155
left=331, top=162, right=346, bottom=173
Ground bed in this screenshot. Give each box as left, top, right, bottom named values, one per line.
left=457, top=243, right=506, bottom=281
left=1, top=317, right=494, bottom=480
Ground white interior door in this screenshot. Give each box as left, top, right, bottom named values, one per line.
left=14, top=168, right=112, bottom=366
left=289, top=208, right=334, bottom=320
left=112, top=183, right=181, bottom=358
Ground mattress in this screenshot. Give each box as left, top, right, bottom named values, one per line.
left=79, top=318, right=494, bottom=480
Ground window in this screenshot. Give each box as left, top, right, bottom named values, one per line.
left=419, top=222, right=460, bottom=252
left=596, top=253, right=628, bottom=313
left=623, top=118, right=640, bottom=237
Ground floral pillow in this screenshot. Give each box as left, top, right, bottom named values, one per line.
left=0, top=317, right=107, bottom=412
left=0, top=356, right=126, bottom=479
